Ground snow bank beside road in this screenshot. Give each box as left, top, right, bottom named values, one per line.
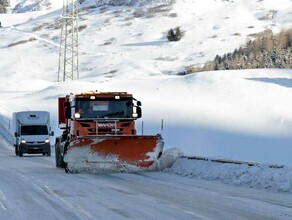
left=166, top=158, right=292, bottom=193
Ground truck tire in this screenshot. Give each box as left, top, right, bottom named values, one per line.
left=64, top=151, right=69, bottom=173
left=55, top=139, right=65, bottom=168
left=65, top=162, right=69, bottom=173
left=55, top=141, right=60, bottom=167
left=60, top=143, right=67, bottom=169
left=59, top=153, right=65, bottom=169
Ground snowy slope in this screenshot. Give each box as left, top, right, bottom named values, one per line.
left=0, top=0, right=292, bottom=172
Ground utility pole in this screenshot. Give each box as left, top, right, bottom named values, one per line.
left=57, top=0, right=79, bottom=82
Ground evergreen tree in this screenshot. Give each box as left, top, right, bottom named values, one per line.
left=167, top=28, right=176, bottom=41
left=174, top=27, right=182, bottom=41
left=167, top=27, right=183, bottom=41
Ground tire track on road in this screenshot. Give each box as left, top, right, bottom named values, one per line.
left=9, top=167, right=94, bottom=220
left=0, top=191, right=7, bottom=211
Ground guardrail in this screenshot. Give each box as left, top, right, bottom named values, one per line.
left=182, top=155, right=284, bottom=169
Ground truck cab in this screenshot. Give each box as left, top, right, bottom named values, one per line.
left=58, top=92, right=142, bottom=137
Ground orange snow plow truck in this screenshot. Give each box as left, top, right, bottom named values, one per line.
left=55, top=91, right=164, bottom=173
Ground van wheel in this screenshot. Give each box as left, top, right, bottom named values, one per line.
left=18, top=146, right=23, bottom=157
left=15, top=146, right=19, bottom=156
left=47, top=148, right=51, bottom=157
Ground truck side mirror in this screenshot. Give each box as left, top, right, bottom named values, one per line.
left=137, top=106, right=142, bottom=118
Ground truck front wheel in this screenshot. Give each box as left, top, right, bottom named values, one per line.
left=59, top=153, right=65, bottom=168
left=55, top=141, right=61, bottom=167
left=55, top=140, right=65, bottom=168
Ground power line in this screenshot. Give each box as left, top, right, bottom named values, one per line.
left=57, top=0, right=79, bottom=82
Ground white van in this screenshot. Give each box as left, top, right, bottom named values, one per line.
left=12, top=111, right=54, bottom=156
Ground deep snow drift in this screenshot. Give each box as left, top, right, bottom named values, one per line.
left=167, top=157, right=292, bottom=193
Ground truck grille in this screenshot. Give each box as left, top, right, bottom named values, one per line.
left=80, top=122, right=124, bottom=135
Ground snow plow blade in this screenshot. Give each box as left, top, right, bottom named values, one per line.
left=63, top=134, right=164, bottom=172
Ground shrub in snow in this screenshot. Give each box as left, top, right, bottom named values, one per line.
left=167, top=27, right=183, bottom=42
left=0, top=0, right=8, bottom=13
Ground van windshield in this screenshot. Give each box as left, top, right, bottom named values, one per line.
left=21, top=125, right=48, bottom=135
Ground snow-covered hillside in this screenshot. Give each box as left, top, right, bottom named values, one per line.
left=0, top=0, right=292, bottom=170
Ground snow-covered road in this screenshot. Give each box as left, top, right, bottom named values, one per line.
left=1, top=139, right=292, bottom=220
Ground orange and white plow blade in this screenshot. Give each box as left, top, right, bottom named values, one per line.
left=64, top=135, right=164, bottom=172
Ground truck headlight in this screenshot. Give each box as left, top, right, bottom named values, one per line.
left=21, top=139, right=26, bottom=144
left=45, top=139, right=50, bottom=144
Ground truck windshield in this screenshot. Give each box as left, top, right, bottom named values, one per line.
left=21, top=125, right=48, bottom=135
left=76, top=99, right=133, bottom=119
